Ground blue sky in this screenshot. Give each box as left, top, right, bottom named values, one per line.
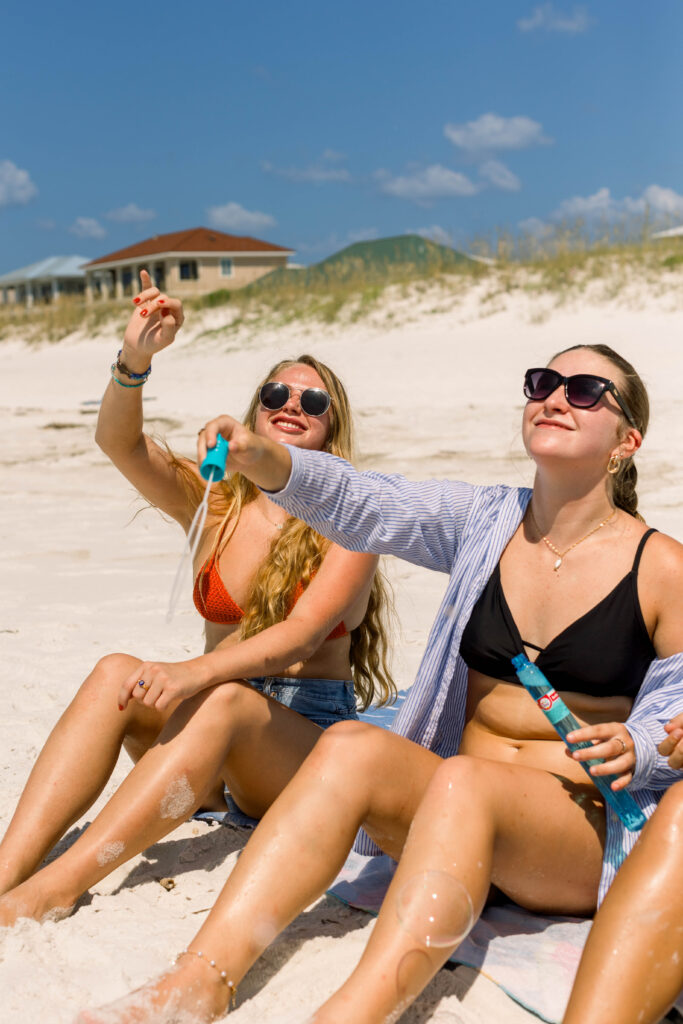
left=2, top=0, right=682, bottom=271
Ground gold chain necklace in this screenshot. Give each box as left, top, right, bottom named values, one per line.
left=529, top=506, right=617, bottom=572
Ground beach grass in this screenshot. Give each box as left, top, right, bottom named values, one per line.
left=2, top=225, right=682, bottom=344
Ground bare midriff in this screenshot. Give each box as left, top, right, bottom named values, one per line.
left=202, top=618, right=354, bottom=681
left=460, top=669, right=634, bottom=786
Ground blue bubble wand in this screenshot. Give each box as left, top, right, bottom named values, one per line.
left=511, top=653, right=646, bottom=832
left=166, top=433, right=229, bottom=622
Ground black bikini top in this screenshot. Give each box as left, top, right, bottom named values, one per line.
left=460, top=528, right=657, bottom=699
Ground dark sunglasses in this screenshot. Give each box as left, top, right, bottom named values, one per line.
left=523, top=368, right=637, bottom=429
left=259, top=380, right=331, bottom=417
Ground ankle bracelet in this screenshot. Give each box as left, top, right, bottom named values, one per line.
left=174, top=949, right=237, bottom=1007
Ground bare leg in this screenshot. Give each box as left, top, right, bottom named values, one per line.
left=314, top=755, right=605, bottom=1024
left=0, top=679, right=325, bottom=925
left=0, top=653, right=173, bottom=895
left=563, top=780, right=683, bottom=1024
left=76, top=720, right=442, bottom=1024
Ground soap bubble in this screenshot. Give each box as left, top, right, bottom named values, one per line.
left=395, top=948, right=432, bottom=1007
left=395, top=870, right=474, bottom=949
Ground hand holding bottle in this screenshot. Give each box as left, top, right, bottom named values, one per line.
left=564, top=721, right=636, bottom=791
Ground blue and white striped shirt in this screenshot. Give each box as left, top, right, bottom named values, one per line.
left=271, top=445, right=683, bottom=902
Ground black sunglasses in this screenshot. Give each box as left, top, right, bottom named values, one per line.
left=259, top=381, right=332, bottom=418
left=523, top=368, right=637, bottom=429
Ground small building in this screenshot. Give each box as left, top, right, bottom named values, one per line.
left=0, top=255, right=87, bottom=307
left=83, top=226, right=295, bottom=300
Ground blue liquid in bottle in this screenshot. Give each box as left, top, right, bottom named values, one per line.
left=511, top=654, right=645, bottom=832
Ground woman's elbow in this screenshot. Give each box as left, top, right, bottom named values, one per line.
left=294, top=635, right=325, bottom=663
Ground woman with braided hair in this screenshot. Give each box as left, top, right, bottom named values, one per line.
left=0, top=270, right=394, bottom=926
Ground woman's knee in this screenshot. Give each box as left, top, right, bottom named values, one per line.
left=309, top=719, right=387, bottom=776
left=79, top=652, right=141, bottom=700
left=433, top=754, right=486, bottom=791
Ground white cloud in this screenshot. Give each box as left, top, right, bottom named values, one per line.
left=262, top=150, right=351, bottom=184
left=378, top=164, right=479, bottom=202
left=444, top=113, right=551, bottom=154
left=414, top=225, right=453, bottom=247
left=479, top=159, right=522, bottom=192
left=106, top=203, right=156, bottom=223
left=69, top=216, right=106, bottom=239
left=0, top=160, right=38, bottom=207
left=518, top=216, right=553, bottom=237
left=624, top=184, right=683, bottom=217
left=552, top=183, right=683, bottom=222
left=518, top=4, right=592, bottom=33
left=554, top=186, right=613, bottom=219
left=207, top=202, right=276, bottom=232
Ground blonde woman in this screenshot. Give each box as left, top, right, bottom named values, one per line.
left=0, top=270, right=393, bottom=925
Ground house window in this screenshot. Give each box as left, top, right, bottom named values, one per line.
left=220, top=258, right=234, bottom=278
left=179, top=260, right=198, bottom=281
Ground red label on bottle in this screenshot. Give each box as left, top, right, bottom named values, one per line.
left=537, top=690, right=559, bottom=712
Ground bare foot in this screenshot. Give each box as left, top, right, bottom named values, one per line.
left=75, top=958, right=232, bottom=1023
left=0, top=875, right=76, bottom=927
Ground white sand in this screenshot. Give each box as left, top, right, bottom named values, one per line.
left=1, top=279, right=681, bottom=1022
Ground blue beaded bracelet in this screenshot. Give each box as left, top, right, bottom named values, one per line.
left=116, top=349, right=152, bottom=381
left=111, top=363, right=146, bottom=388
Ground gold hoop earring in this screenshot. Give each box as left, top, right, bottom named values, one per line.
left=607, top=454, right=621, bottom=475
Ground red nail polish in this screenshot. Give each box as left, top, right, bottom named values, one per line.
left=140, top=309, right=148, bottom=317
left=132, top=297, right=141, bottom=304
left=118, top=704, right=124, bottom=711
left=158, top=298, right=165, bottom=304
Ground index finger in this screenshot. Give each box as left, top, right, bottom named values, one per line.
left=565, top=724, right=603, bottom=744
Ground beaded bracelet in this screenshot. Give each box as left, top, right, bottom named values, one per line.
left=110, top=363, right=146, bottom=388
left=116, top=349, right=152, bottom=382
left=174, top=950, right=237, bottom=1007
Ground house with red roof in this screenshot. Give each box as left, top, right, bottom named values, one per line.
left=83, top=227, right=294, bottom=300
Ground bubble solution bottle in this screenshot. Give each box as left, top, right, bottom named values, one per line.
left=511, top=653, right=646, bottom=832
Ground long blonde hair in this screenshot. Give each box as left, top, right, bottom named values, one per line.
left=172, top=354, right=395, bottom=710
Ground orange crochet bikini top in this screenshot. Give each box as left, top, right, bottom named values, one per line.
left=193, top=549, right=348, bottom=640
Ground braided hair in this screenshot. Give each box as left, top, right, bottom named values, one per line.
left=553, top=344, right=649, bottom=520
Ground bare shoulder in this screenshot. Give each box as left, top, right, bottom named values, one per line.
left=641, top=529, right=683, bottom=582
left=640, top=529, right=683, bottom=657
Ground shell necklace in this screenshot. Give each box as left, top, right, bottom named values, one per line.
left=529, top=506, right=617, bottom=572
left=256, top=501, right=287, bottom=530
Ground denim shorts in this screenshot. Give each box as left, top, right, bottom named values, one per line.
left=246, top=675, right=358, bottom=730
left=193, top=676, right=358, bottom=830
